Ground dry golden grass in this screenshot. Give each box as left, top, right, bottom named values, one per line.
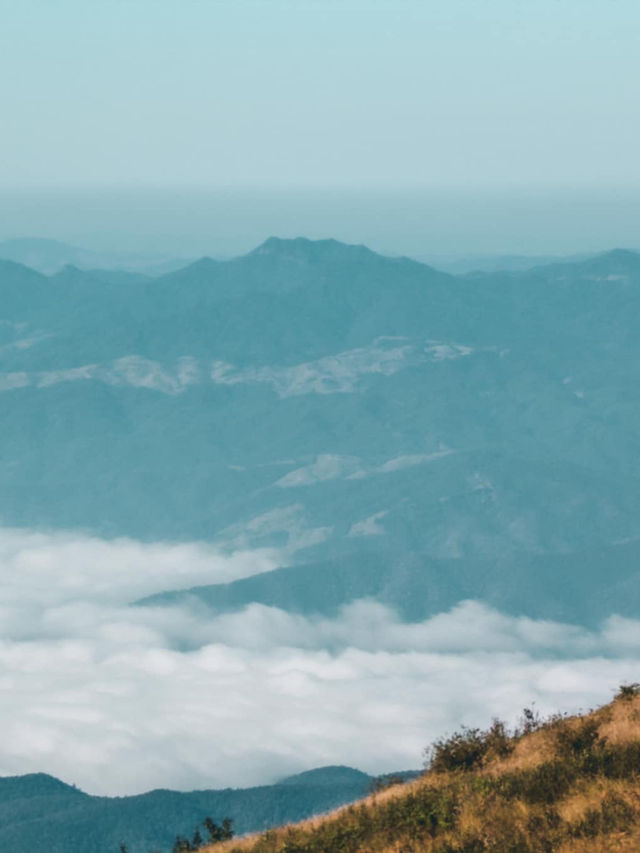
left=198, top=691, right=640, bottom=853
left=597, top=695, right=640, bottom=745
left=556, top=829, right=640, bottom=853
left=481, top=724, right=557, bottom=776
left=556, top=778, right=635, bottom=826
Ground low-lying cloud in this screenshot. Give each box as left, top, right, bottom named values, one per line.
left=0, top=527, right=278, bottom=613
left=1, top=527, right=639, bottom=797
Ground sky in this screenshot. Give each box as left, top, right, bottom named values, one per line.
left=1, top=1, right=639, bottom=256
left=2, top=0, right=639, bottom=189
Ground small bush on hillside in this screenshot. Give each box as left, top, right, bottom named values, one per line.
left=370, top=774, right=407, bottom=793
left=573, top=793, right=635, bottom=838
left=554, top=717, right=603, bottom=761
left=615, top=682, right=640, bottom=701
left=483, top=719, right=514, bottom=760
left=490, top=759, right=575, bottom=805
left=204, top=817, right=234, bottom=843
left=426, top=727, right=487, bottom=772
left=171, top=817, right=234, bottom=852
left=518, top=706, right=544, bottom=735
left=425, top=719, right=513, bottom=773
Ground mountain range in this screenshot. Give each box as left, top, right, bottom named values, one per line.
left=0, top=765, right=399, bottom=853
left=0, top=237, right=189, bottom=277
left=1, top=238, right=640, bottom=625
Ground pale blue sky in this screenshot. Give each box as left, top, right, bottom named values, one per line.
left=2, top=0, right=639, bottom=188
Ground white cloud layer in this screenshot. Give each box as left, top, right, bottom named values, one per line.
left=0, top=527, right=639, bottom=797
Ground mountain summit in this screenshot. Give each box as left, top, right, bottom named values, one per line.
left=250, top=236, right=380, bottom=264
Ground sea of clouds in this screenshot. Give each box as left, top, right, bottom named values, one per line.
left=1, top=526, right=640, bottom=796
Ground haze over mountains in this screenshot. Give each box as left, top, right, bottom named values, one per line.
left=0, top=234, right=603, bottom=277
left=2, top=238, right=640, bottom=620
left=2, top=237, right=640, bottom=809
left=0, top=237, right=190, bottom=277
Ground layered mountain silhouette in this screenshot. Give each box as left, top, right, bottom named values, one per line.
left=0, top=766, right=382, bottom=853
left=0, top=237, right=187, bottom=276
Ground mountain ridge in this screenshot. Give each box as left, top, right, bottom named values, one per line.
left=3, top=235, right=639, bottom=282
left=0, top=764, right=400, bottom=853
left=1, top=240, right=640, bottom=619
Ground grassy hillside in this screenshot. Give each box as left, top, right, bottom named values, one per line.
left=204, top=688, right=640, bottom=853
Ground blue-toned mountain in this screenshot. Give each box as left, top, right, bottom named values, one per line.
left=1, top=238, right=640, bottom=624
left=0, top=767, right=378, bottom=853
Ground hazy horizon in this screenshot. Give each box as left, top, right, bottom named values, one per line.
left=4, top=1, right=639, bottom=264
left=1, top=186, right=639, bottom=261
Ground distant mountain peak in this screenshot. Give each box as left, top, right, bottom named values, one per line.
left=535, top=247, right=640, bottom=278
left=277, top=765, right=372, bottom=788
left=572, top=248, right=640, bottom=278
left=54, top=263, right=82, bottom=275
left=254, top=236, right=338, bottom=252
left=0, top=257, right=46, bottom=279
left=250, top=236, right=377, bottom=263
left=161, top=255, right=219, bottom=281
left=597, top=247, right=640, bottom=264
left=186, top=255, right=218, bottom=271
left=604, top=247, right=638, bottom=257
left=0, top=772, right=85, bottom=800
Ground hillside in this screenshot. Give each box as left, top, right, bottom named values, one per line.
left=203, top=689, right=640, bottom=853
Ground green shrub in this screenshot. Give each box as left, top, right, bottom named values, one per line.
left=492, top=760, right=575, bottom=804
left=426, top=719, right=513, bottom=773
left=554, top=718, right=603, bottom=763
left=203, top=817, right=234, bottom=844
left=483, top=720, right=515, bottom=760
left=615, top=683, right=640, bottom=701
left=518, top=706, right=543, bottom=735
left=573, top=793, right=634, bottom=837
left=370, top=774, right=407, bottom=793
left=426, top=727, right=488, bottom=772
